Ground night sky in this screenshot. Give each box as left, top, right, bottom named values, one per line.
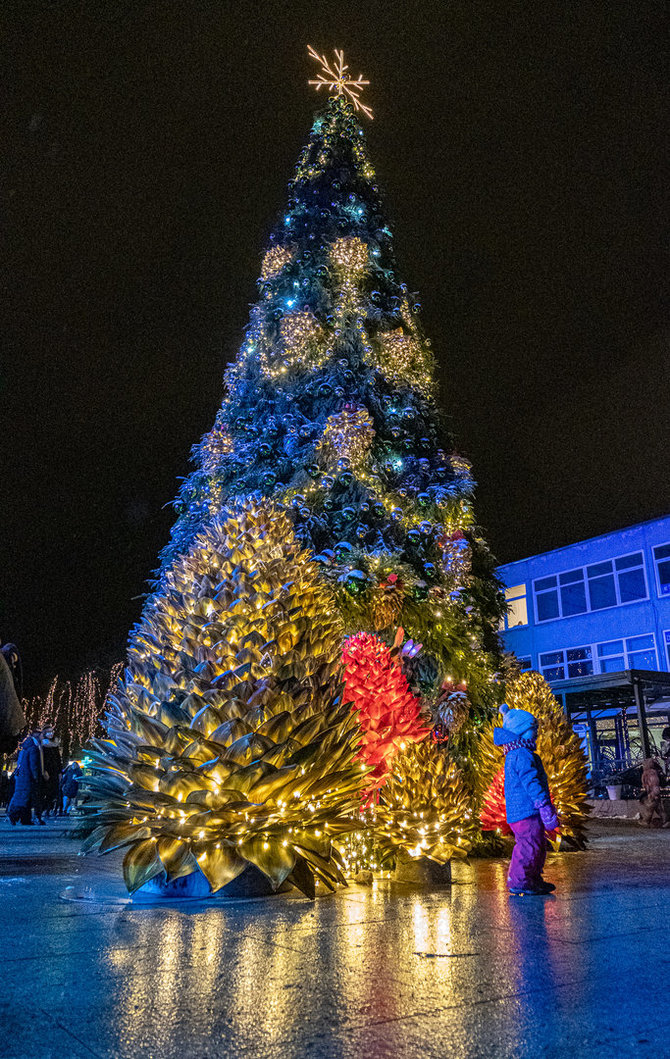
left=4, top=1, right=668, bottom=692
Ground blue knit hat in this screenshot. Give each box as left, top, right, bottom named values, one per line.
left=502, top=708, right=538, bottom=740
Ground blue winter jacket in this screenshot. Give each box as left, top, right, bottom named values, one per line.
left=493, top=726, right=551, bottom=824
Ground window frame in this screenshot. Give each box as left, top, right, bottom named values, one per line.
left=502, top=583, right=529, bottom=630
left=664, top=630, right=670, bottom=671
left=539, top=633, right=659, bottom=682
left=533, top=550, right=648, bottom=624
left=653, top=543, right=670, bottom=598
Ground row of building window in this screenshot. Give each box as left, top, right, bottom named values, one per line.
left=503, top=543, right=670, bottom=628
left=515, top=631, right=670, bottom=682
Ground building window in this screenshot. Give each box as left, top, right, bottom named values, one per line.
left=664, top=631, right=670, bottom=670
left=653, top=544, right=670, bottom=596
left=517, top=657, right=532, bottom=672
left=597, top=640, right=625, bottom=673
left=540, top=636, right=657, bottom=682
left=598, top=635, right=657, bottom=672
left=503, top=584, right=528, bottom=629
left=539, top=650, right=565, bottom=681
left=615, top=553, right=647, bottom=603
left=539, top=646, right=593, bottom=682
left=534, top=551, right=647, bottom=622
left=625, top=634, right=657, bottom=669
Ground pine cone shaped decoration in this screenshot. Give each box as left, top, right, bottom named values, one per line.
left=370, top=574, right=405, bottom=632
left=479, top=766, right=510, bottom=834
left=342, top=632, right=430, bottom=795
left=375, top=741, right=477, bottom=863
left=82, top=503, right=368, bottom=898
left=316, top=406, right=376, bottom=469
left=434, top=681, right=470, bottom=737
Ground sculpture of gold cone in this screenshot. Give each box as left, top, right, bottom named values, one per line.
left=373, top=741, right=477, bottom=863
left=479, top=671, right=589, bottom=848
left=82, top=503, right=367, bottom=897
left=370, top=579, right=405, bottom=632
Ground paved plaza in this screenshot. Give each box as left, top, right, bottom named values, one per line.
left=1, top=818, right=668, bottom=1059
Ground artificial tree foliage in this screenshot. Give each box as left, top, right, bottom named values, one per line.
left=160, top=94, right=504, bottom=714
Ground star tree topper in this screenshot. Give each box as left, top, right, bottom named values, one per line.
left=307, top=45, right=373, bottom=120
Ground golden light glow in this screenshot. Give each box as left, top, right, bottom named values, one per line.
left=83, top=503, right=369, bottom=897
left=307, top=46, right=373, bottom=120
left=330, top=236, right=368, bottom=273
left=260, top=245, right=295, bottom=282
left=317, top=407, right=375, bottom=468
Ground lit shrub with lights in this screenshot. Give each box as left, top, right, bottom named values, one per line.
left=82, top=504, right=368, bottom=897
left=375, top=740, right=477, bottom=863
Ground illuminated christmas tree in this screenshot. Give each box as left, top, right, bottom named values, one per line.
left=161, top=50, right=504, bottom=719
left=83, top=505, right=367, bottom=896
left=85, top=52, right=508, bottom=890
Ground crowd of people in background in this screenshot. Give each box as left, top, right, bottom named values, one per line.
left=1, top=727, right=83, bottom=825
left=0, top=640, right=84, bottom=826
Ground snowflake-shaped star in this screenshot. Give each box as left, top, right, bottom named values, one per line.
left=307, top=45, right=373, bottom=120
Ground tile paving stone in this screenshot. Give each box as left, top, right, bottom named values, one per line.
left=1, top=817, right=669, bottom=1058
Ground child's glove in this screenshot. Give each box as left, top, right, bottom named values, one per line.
left=539, top=803, right=560, bottom=832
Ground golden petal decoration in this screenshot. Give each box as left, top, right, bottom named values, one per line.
left=84, top=502, right=367, bottom=898
left=122, top=839, right=163, bottom=894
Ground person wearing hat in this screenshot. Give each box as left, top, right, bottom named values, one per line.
left=494, top=703, right=560, bottom=895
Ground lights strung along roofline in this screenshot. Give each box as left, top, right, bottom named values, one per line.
left=307, top=45, right=373, bottom=120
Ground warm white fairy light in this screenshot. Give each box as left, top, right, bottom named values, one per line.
left=307, top=46, right=373, bottom=120
left=260, top=245, right=295, bottom=282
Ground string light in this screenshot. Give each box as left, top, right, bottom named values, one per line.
left=260, top=244, right=295, bottom=282
left=317, top=407, right=375, bottom=468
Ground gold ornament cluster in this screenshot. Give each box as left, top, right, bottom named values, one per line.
left=83, top=504, right=367, bottom=896
left=372, top=327, right=435, bottom=397
left=260, top=245, right=295, bottom=282
left=330, top=236, right=369, bottom=274
left=317, top=407, right=376, bottom=469
left=201, top=422, right=234, bottom=474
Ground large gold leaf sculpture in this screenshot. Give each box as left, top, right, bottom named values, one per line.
left=82, top=503, right=367, bottom=897
left=479, top=671, right=589, bottom=848
left=374, top=741, right=477, bottom=863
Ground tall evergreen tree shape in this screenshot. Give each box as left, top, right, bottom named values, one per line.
left=162, top=93, right=504, bottom=714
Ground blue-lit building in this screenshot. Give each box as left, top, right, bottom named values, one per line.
left=497, top=515, right=670, bottom=779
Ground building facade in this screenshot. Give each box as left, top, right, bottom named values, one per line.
left=497, top=514, right=670, bottom=683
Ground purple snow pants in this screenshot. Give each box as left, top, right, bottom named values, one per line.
left=508, top=814, right=546, bottom=889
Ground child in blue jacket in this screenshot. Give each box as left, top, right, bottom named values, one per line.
left=494, top=704, right=560, bottom=895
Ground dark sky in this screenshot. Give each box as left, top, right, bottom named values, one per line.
left=3, top=0, right=668, bottom=691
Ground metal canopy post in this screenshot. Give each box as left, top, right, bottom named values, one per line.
left=632, top=675, right=652, bottom=759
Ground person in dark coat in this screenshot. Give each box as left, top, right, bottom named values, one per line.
left=61, top=761, right=82, bottom=814
left=0, top=647, right=26, bottom=756
left=41, top=728, right=62, bottom=815
left=494, top=704, right=560, bottom=896
left=7, top=731, right=45, bottom=825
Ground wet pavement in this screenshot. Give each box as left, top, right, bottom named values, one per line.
left=1, top=817, right=669, bottom=1059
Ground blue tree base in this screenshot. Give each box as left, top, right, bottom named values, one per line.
left=136, top=865, right=292, bottom=900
